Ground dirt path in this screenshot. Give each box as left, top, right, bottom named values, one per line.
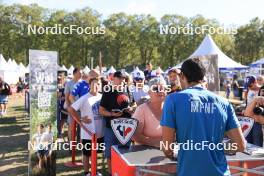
left=0, top=95, right=29, bottom=176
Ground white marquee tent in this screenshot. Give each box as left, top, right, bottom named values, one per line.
left=68, top=65, right=75, bottom=75
left=83, top=66, right=91, bottom=73
left=0, top=55, right=21, bottom=84
left=176, top=35, right=248, bottom=70
left=16, top=62, right=28, bottom=76
left=0, top=54, right=8, bottom=70
left=106, top=66, right=116, bottom=75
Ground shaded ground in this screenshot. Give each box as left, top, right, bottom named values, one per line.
left=0, top=95, right=29, bottom=176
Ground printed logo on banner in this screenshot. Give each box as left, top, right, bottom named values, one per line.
left=237, top=116, right=254, bottom=137
left=39, top=56, right=49, bottom=69
left=111, top=118, right=138, bottom=145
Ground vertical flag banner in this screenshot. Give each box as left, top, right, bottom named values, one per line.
left=29, top=50, right=57, bottom=176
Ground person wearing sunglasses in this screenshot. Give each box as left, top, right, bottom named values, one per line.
left=161, top=58, right=245, bottom=176
left=131, top=70, right=149, bottom=105
left=132, top=77, right=167, bottom=147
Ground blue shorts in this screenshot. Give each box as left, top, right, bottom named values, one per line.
left=0, top=95, right=8, bottom=104
left=104, top=127, right=131, bottom=159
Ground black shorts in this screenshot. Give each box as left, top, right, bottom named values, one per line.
left=81, top=137, right=104, bottom=157
left=60, top=111, right=68, bottom=120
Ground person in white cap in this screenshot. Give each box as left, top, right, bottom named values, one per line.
left=131, top=70, right=149, bottom=105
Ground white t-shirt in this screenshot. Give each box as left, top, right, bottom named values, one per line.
left=71, top=93, right=104, bottom=140
left=32, top=131, right=53, bottom=150
left=41, top=131, right=53, bottom=144
left=32, top=133, right=43, bottom=150
left=247, top=89, right=258, bottom=105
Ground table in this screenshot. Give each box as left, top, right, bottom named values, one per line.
left=111, top=144, right=264, bottom=176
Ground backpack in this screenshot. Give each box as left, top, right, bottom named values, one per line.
left=0, top=82, right=11, bottom=95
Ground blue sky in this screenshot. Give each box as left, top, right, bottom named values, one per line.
left=3, top=0, right=264, bottom=26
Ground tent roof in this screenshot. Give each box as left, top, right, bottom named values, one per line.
left=68, top=65, right=74, bottom=74
left=156, top=67, right=164, bottom=73
left=106, top=66, right=116, bottom=74
left=58, top=65, right=68, bottom=72
left=83, top=66, right=90, bottom=73
left=176, top=35, right=247, bottom=69
left=0, top=54, right=8, bottom=70
left=250, top=57, right=264, bottom=67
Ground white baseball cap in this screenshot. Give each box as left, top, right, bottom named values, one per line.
left=133, top=70, right=145, bottom=79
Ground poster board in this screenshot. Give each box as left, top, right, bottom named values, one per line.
left=29, top=50, right=57, bottom=175
left=191, top=54, right=220, bottom=92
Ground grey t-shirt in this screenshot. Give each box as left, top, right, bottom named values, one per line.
left=64, top=80, right=79, bottom=108
left=64, top=80, right=78, bottom=94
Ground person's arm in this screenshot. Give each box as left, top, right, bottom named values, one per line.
left=67, top=106, right=82, bottom=124
left=244, top=89, right=248, bottom=103
left=99, top=92, right=122, bottom=117
left=244, top=97, right=264, bottom=124
left=225, top=128, right=246, bottom=153
left=69, top=83, right=80, bottom=104
left=64, top=82, right=71, bottom=107
left=99, top=106, right=122, bottom=117
left=160, top=95, right=177, bottom=159
left=162, top=126, right=176, bottom=159
left=225, top=103, right=246, bottom=153
left=68, top=97, right=92, bottom=124
left=69, top=94, right=75, bottom=104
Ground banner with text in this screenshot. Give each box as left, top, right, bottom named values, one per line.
left=29, top=50, right=57, bottom=176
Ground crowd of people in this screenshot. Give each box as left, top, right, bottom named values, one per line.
left=55, top=62, right=187, bottom=175
left=52, top=57, right=264, bottom=176
left=1, top=56, right=264, bottom=175
left=2, top=56, right=264, bottom=175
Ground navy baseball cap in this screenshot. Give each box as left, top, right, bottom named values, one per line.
left=244, top=75, right=256, bottom=89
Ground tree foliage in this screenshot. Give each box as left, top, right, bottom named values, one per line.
left=0, top=3, right=264, bottom=69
